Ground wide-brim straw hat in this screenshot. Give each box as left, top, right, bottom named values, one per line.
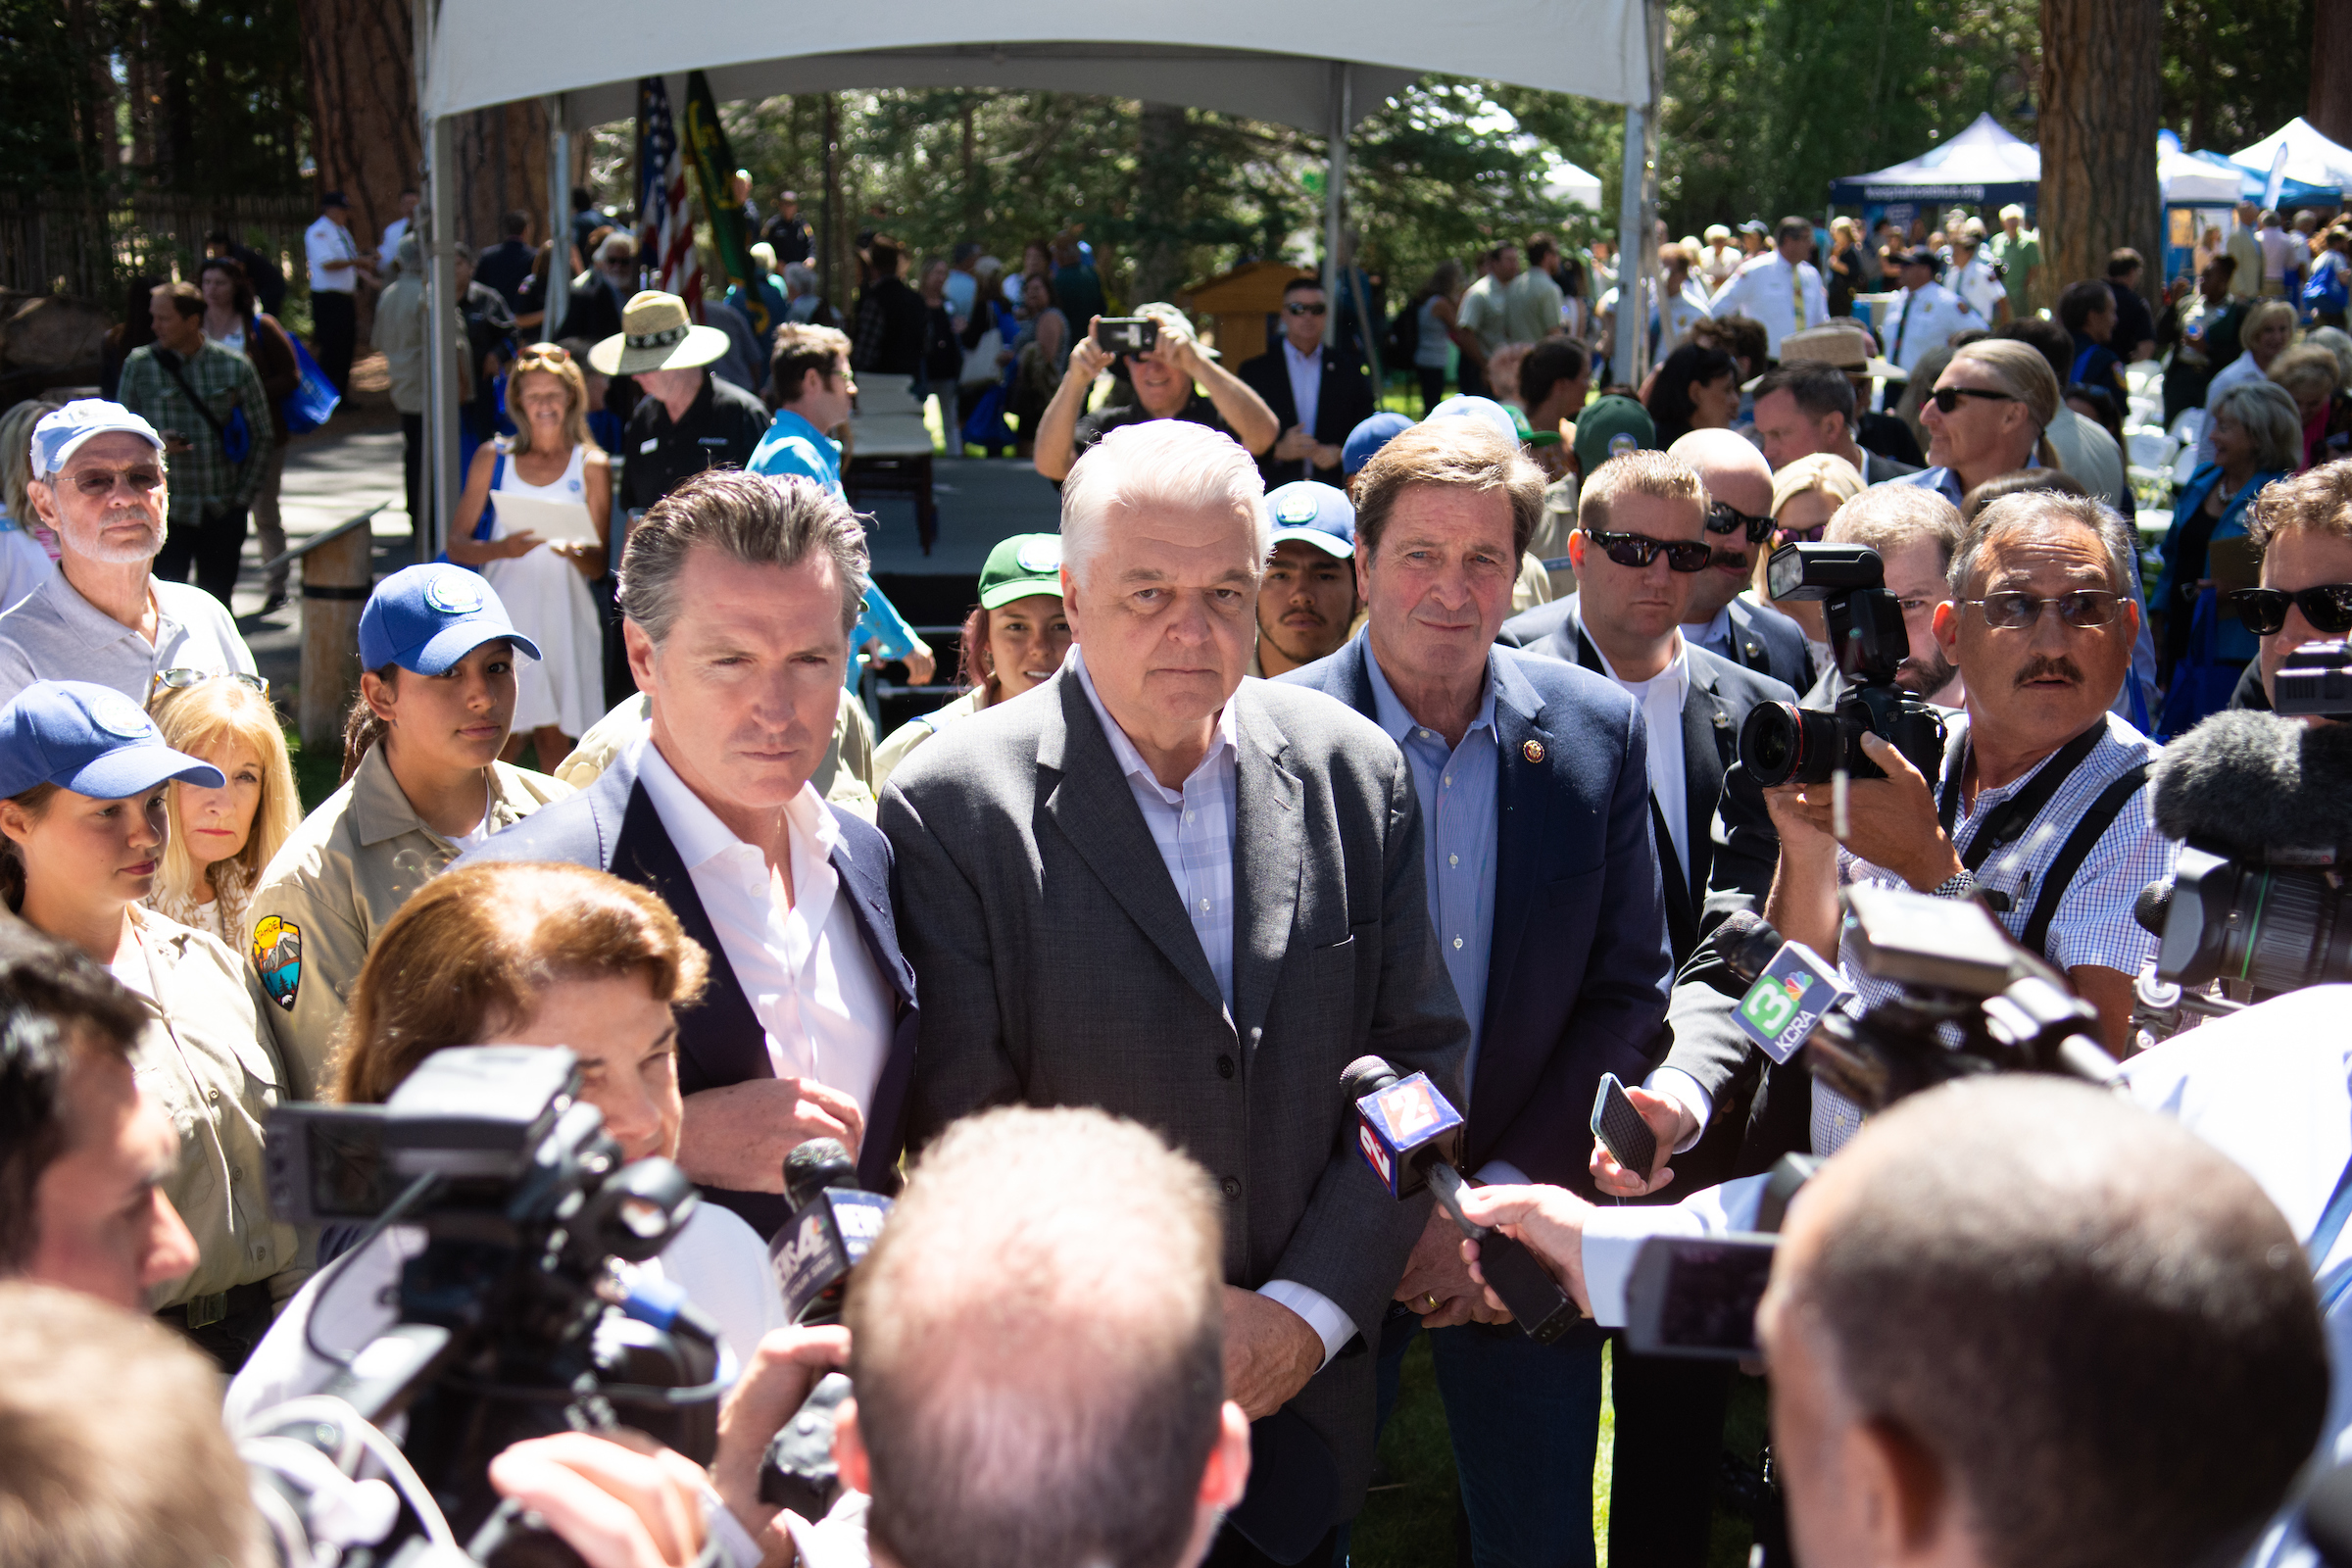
left=590, top=290, right=731, bottom=375
left=1775, top=322, right=1903, bottom=382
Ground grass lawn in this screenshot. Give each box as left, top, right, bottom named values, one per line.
left=1350, top=1337, right=1772, bottom=1568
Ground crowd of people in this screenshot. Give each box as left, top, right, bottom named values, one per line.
left=7, top=170, right=2352, bottom=1568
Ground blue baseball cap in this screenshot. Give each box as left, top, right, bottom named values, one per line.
left=30, top=400, right=166, bottom=478
left=358, top=564, right=542, bottom=674
left=0, top=681, right=225, bottom=800
left=1424, top=395, right=1521, bottom=444
left=1264, top=481, right=1355, bottom=559
left=1342, top=412, right=1414, bottom=476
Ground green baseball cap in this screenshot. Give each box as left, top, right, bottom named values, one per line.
left=978, top=533, right=1066, bottom=610
left=1572, top=396, right=1656, bottom=476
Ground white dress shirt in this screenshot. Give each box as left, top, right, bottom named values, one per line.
left=635, top=738, right=892, bottom=1117
left=1283, top=338, right=1322, bottom=441
left=1067, top=648, right=1356, bottom=1365
left=1706, top=252, right=1828, bottom=356
left=1591, top=635, right=1692, bottom=879
left=305, top=215, right=361, bottom=295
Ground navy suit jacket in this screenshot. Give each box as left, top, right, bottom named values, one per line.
left=1276, top=636, right=1673, bottom=1194
left=1497, top=596, right=1796, bottom=963
left=1236, top=340, right=1376, bottom=488
left=456, top=741, right=919, bottom=1239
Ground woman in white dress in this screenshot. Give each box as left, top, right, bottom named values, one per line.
left=449, top=342, right=611, bottom=765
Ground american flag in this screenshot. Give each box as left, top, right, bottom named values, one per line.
left=637, top=76, right=702, bottom=317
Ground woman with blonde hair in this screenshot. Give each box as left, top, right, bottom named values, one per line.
left=0, top=396, right=62, bottom=611
left=1754, top=452, right=1865, bottom=672
left=144, top=673, right=299, bottom=945
left=449, top=341, right=612, bottom=764
left=223, top=859, right=788, bottom=1426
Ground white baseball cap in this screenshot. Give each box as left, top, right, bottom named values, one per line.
left=30, top=400, right=165, bottom=477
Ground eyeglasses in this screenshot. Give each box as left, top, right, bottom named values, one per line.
left=1929, top=386, right=2021, bottom=415
left=2230, top=584, right=2352, bottom=637
left=1705, top=501, right=1774, bottom=544
left=68, top=465, right=166, bottom=498
left=152, top=668, right=270, bottom=699
left=1775, top=522, right=1829, bottom=545
left=1285, top=302, right=1328, bottom=317
left=1585, top=527, right=1713, bottom=572
left=1963, top=591, right=2129, bottom=629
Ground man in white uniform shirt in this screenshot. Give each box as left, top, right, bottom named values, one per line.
left=303, top=190, right=371, bottom=395
left=1879, top=248, right=1982, bottom=377
left=462, top=468, right=920, bottom=1238
left=1706, top=216, right=1829, bottom=359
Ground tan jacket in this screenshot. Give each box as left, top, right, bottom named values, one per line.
left=120, top=906, right=303, bottom=1309
left=244, top=747, right=568, bottom=1094
left=871, top=685, right=988, bottom=792
left=553, top=686, right=879, bottom=817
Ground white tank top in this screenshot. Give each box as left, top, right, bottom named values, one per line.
left=495, top=441, right=589, bottom=504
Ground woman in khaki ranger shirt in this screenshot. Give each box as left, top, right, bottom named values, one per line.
left=244, top=564, right=567, bottom=1092
left=0, top=679, right=299, bottom=1372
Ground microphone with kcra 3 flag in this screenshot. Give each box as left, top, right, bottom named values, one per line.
left=1343, top=1056, right=1582, bottom=1345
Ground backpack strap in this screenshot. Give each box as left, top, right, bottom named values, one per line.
left=2016, top=760, right=2154, bottom=957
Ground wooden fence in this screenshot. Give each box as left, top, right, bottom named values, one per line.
left=0, top=194, right=313, bottom=303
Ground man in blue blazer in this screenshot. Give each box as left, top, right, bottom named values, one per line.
left=1277, top=419, right=1670, bottom=1568
left=460, top=470, right=917, bottom=1240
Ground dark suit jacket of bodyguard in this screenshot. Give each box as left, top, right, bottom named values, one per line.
left=878, top=662, right=1469, bottom=1534
left=1275, top=634, right=1673, bottom=1196
left=1498, top=595, right=1796, bottom=963
left=453, top=740, right=920, bottom=1239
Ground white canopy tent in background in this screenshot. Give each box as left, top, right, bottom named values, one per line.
left=410, top=0, right=1665, bottom=551
left=2230, top=117, right=2352, bottom=201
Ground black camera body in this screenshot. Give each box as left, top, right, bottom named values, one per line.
left=258, top=1047, right=721, bottom=1547
left=1094, top=316, right=1159, bottom=355
left=1739, top=543, right=1946, bottom=787
left=2276, top=638, right=2352, bottom=720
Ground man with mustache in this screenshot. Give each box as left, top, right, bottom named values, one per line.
left=1598, top=491, right=2175, bottom=1209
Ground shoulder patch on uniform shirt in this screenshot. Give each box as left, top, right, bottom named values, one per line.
left=252, top=915, right=302, bottom=1010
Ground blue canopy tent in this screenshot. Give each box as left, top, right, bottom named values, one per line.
left=1829, top=113, right=2040, bottom=227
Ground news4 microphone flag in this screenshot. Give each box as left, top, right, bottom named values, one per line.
left=636, top=77, right=703, bottom=318
left=1353, top=1071, right=1464, bottom=1198
left=680, top=70, right=766, bottom=338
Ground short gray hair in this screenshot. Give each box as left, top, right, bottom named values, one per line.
left=848, top=1106, right=1226, bottom=1568
left=1827, top=484, right=1964, bottom=572
left=1060, top=420, right=1266, bottom=588
left=1948, top=490, right=2138, bottom=601
left=2211, top=379, right=2306, bottom=473
left=617, top=468, right=868, bottom=642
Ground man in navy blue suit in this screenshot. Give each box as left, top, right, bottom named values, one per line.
left=459, top=469, right=918, bottom=1239
left=1277, top=418, right=1671, bottom=1568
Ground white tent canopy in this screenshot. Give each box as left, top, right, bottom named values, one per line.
left=2230, top=117, right=2352, bottom=199
left=2160, top=149, right=2239, bottom=205
left=425, top=4, right=1653, bottom=126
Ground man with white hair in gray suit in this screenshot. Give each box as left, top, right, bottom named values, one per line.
left=880, top=418, right=1468, bottom=1567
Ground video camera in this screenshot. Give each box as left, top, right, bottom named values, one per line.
left=2132, top=643, right=2352, bottom=1016
left=1738, top=543, right=1946, bottom=787
left=244, top=1046, right=721, bottom=1564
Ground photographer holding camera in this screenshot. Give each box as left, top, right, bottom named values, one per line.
left=1030, top=304, right=1277, bottom=484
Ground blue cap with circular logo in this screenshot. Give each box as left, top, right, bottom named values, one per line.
left=0, top=680, right=226, bottom=800
left=358, top=564, right=542, bottom=675
left=1342, top=412, right=1415, bottom=476
left=1264, top=481, right=1356, bottom=560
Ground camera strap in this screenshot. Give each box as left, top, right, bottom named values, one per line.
left=2015, top=760, right=2152, bottom=956
left=1939, top=721, right=2107, bottom=875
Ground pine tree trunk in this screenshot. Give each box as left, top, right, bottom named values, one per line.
left=1131, top=102, right=1188, bottom=307
left=2314, top=0, right=2352, bottom=149
left=2038, top=0, right=2163, bottom=303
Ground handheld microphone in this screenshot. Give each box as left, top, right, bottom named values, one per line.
left=1711, top=913, right=1856, bottom=1065
left=771, top=1138, right=893, bottom=1327
left=1342, top=1056, right=1582, bottom=1345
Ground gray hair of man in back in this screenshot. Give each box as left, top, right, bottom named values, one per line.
left=1824, top=483, right=1963, bottom=570
left=0, top=1281, right=260, bottom=1568
left=1059, top=420, right=1267, bottom=589
left=1947, top=490, right=2137, bottom=602
left=1760, top=1076, right=2325, bottom=1568
left=617, top=468, right=869, bottom=643
left=846, top=1105, right=1231, bottom=1568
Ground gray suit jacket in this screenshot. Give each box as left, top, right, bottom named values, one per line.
left=879, top=665, right=1469, bottom=1533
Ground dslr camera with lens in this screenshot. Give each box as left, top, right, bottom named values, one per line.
left=1738, top=543, right=1946, bottom=787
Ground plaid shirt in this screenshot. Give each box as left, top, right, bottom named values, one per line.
left=1812, top=711, right=2176, bottom=1154
left=117, top=341, right=276, bottom=516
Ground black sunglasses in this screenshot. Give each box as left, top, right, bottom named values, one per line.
left=1930, top=386, right=2020, bottom=415
left=1706, top=500, right=1774, bottom=544
left=2230, top=584, right=2352, bottom=637
left=1585, top=527, right=1713, bottom=572
left=1285, top=301, right=1328, bottom=316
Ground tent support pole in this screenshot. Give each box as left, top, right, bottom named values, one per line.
left=425, top=109, right=460, bottom=564
left=1613, top=0, right=1661, bottom=383
left=546, top=96, right=570, bottom=337
left=1323, top=61, right=1350, bottom=351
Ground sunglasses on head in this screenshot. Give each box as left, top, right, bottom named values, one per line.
left=1285, top=301, right=1328, bottom=317
left=1930, top=386, right=2020, bottom=415
left=152, top=668, right=270, bottom=699
left=1705, top=501, right=1774, bottom=544
left=1585, top=527, right=1713, bottom=572
left=2230, top=584, right=2352, bottom=637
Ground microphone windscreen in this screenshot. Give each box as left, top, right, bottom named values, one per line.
left=1710, top=910, right=1786, bottom=984
left=784, top=1137, right=855, bottom=1210
left=2152, top=710, right=2352, bottom=859
left=1341, top=1055, right=1399, bottom=1103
